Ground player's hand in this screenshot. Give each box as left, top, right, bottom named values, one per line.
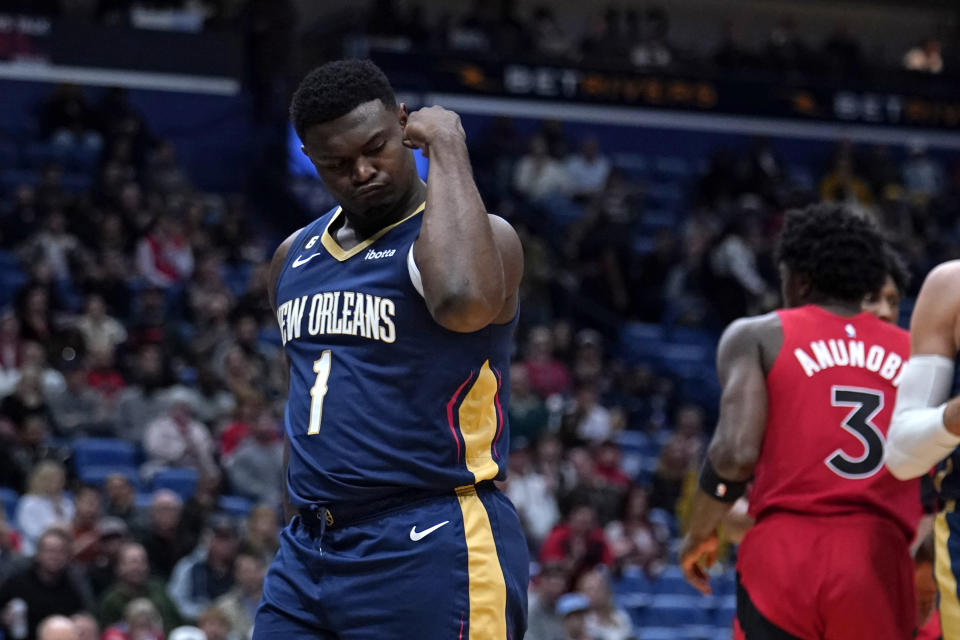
left=679, top=532, right=719, bottom=595
left=403, top=105, right=466, bottom=158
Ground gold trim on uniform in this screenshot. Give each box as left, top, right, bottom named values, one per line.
left=458, top=360, right=501, bottom=483
left=456, top=485, right=507, bottom=639
left=321, top=202, right=426, bottom=262
left=936, top=499, right=960, bottom=638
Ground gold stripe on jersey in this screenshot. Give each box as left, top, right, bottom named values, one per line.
left=320, top=202, right=425, bottom=262
left=458, top=360, right=500, bottom=483
left=456, top=485, right=507, bottom=639
left=936, top=500, right=960, bottom=638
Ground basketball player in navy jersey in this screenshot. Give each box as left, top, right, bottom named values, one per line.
left=253, top=60, right=527, bottom=639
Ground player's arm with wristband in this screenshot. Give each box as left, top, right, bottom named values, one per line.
left=679, top=315, right=774, bottom=594
left=401, top=106, right=523, bottom=332
left=886, top=261, right=960, bottom=480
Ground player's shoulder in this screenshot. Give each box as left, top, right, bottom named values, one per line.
left=718, top=312, right=783, bottom=364
left=920, top=260, right=960, bottom=299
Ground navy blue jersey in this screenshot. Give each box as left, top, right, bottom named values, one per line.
left=274, top=202, right=516, bottom=507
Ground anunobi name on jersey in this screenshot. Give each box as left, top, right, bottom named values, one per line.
left=274, top=202, right=516, bottom=507
left=748, top=305, right=921, bottom=539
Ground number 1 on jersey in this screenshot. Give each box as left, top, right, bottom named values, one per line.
left=308, top=350, right=332, bottom=435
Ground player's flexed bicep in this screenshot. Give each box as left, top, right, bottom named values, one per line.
left=886, top=261, right=960, bottom=479
left=404, top=106, right=523, bottom=332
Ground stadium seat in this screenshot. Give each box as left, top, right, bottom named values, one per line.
left=78, top=465, right=140, bottom=489
left=73, top=438, right=137, bottom=470
left=135, top=493, right=154, bottom=510
left=637, top=627, right=686, bottom=640
left=218, top=494, right=254, bottom=518
left=653, top=156, right=691, bottom=179
left=714, top=594, right=737, bottom=626
left=152, top=468, right=198, bottom=501
left=653, top=565, right=703, bottom=595
left=642, top=594, right=712, bottom=627
left=0, top=488, right=18, bottom=521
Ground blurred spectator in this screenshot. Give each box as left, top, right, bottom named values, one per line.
left=70, top=613, right=99, bottom=640
left=649, top=437, right=696, bottom=515
left=85, top=346, right=126, bottom=405
left=39, top=84, right=102, bottom=152
left=555, top=592, right=592, bottom=640
left=702, top=219, right=771, bottom=325
left=135, top=215, right=194, bottom=289
left=98, top=542, right=183, bottom=632
left=70, top=486, right=103, bottom=566
left=7, top=412, right=69, bottom=494
left=540, top=503, right=613, bottom=587
left=136, top=490, right=194, bottom=581
left=564, top=138, right=611, bottom=199
left=565, top=386, right=615, bottom=445
left=903, top=37, right=943, bottom=74
left=514, top=136, right=570, bottom=201
left=22, top=212, right=81, bottom=282
left=508, top=365, right=548, bottom=447
left=115, top=344, right=170, bottom=443
left=766, top=17, right=810, bottom=72
left=36, top=615, right=79, bottom=640
left=0, top=509, right=21, bottom=586
left=180, top=474, right=224, bottom=545
left=526, top=562, right=569, bottom=640
left=578, top=569, right=633, bottom=640
left=47, top=359, right=111, bottom=437
left=144, top=141, right=191, bottom=196
left=521, top=326, right=572, bottom=399
left=0, top=309, right=22, bottom=396
left=503, top=444, right=560, bottom=550
left=0, top=528, right=91, bottom=640
left=531, top=6, right=573, bottom=58
left=143, top=388, right=218, bottom=479
left=629, top=9, right=673, bottom=69
left=195, top=606, right=233, bottom=640
left=217, top=390, right=263, bottom=458
left=213, top=551, right=265, bottom=640
left=241, top=504, right=279, bottom=563
left=103, top=475, right=138, bottom=524
left=820, top=143, right=874, bottom=206
left=15, top=461, right=75, bottom=555
left=1, top=364, right=49, bottom=432
left=168, top=514, right=238, bottom=621
left=75, top=294, right=127, bottom=356
left=101, top=598, right=164, bottom=640
left=86, top=518, right=129, bottom=598
left=605, top=485, right=668, bottom=576
left=225, top=409, right=282, bottom=504
left=903, top=140, right=945, bottom=200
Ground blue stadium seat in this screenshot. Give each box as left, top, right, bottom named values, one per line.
left=218, top=494, right=254, bottom=518
left=653, top=156, right=691, bottom=179
left=714, top=594, right=737, bottom=626
left=653, top=565, right=703, bottom=595
left=0, top=488, right=18, bottom=521
left=710, top=626, right=733, bottom=640
left=135, top=493, right=154, bottom=510
left=78, top=465, right=140, bottom=489
left=620, top=322, right=667, bottom=365
left=73, top=438, right=137, bottom=470
left=0, top=168, right=39, bottom=190
left=637, top=628, right=687, bottom=640
left=0, top=141, right=17, bottom=170
left=152, top=468, right=198, bottom=501
left=642, top=594, right=712, bottom=626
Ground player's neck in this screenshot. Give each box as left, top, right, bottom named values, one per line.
left=341, top=180, right=426, bottom=240
left=810, top=298, right=863, bottom=317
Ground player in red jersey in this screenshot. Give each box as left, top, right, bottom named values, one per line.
left=679, top=205, right=921, bottom=639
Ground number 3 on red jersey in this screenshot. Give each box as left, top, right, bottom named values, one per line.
left=825, top=386, right=885, bottom=479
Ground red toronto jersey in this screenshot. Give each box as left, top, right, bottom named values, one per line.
left=747, top=305, right=921, bottom=540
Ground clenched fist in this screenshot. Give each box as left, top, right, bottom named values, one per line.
left=402, top=105, right=466, bottom=158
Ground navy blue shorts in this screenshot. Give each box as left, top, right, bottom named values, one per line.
left=252, top=484, right=530, bottom=639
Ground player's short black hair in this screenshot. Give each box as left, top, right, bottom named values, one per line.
left=883, top=244, right=911, bottom=294
left=776, top=204, right=886, bottom=304
left=290, top=59, right=397, bottom=140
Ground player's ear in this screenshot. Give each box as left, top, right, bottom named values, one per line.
left=398, top=103, right=409, bottom=128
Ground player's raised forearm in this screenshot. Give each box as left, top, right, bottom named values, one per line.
left=417, top=133, right=505, bottom=331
